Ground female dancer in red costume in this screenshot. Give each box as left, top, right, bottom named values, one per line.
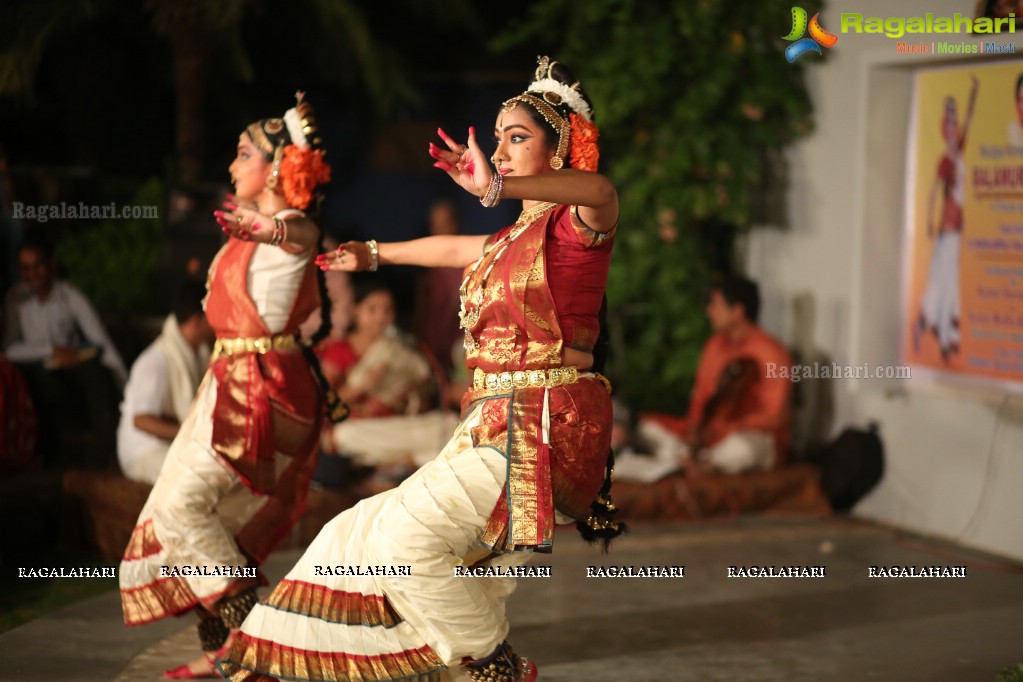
left=219, top=57, right=621, bottom=682
left=119, top=94, right=343, bottom=679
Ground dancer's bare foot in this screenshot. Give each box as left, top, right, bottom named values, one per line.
left=163, top=635, right=234, bottom=679
left=164, top=596, right=248, bottom=679
left=163, top=650, right=219, bottom=679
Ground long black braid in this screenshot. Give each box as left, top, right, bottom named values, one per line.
left=574, top=295, right=626, bottom=551
left=301, top=232, right=349, bottom=423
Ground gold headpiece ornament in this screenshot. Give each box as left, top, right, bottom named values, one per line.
left=502, top=56, right=597, bottom=171
left=502, top=93, right=571, bottom=170
left=242, top=92, right=331, bottom=208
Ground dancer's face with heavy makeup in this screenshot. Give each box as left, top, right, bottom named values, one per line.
left=229, top=134, right=272, bottom=200
left=491, top=105, right=557, bottom=178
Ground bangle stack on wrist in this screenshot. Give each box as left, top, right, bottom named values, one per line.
left=268, top=217, right=288, bottom=246
left=366, top=239, right=379, bottom=271
left=480, top=173, right=504, bottom=208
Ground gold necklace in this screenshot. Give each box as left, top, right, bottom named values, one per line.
left=459, top=202, right=558, bottom=351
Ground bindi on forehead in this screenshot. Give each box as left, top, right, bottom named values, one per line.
left=495, top=106, right=538, bottom=133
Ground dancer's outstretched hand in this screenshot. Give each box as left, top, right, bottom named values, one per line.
left=215, top=200, right=272, bottom=243
left=429, top=127, right=491, bottom=198
left=316, top=241, right=369, bottom=272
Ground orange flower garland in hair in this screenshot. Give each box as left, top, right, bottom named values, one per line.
left=569, top=113, right=600, bottom=172
left=280, top=144, right=331, bottom=210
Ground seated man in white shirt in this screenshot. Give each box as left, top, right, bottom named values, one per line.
left=3, top=236, right=129, bottom=466
left=118, top=282, right=212, bottom=484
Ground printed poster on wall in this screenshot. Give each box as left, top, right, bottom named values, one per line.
left=904, top=60, right=1023, bottom=388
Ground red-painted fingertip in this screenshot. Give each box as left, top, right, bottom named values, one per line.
left=469, top=126, right=475, bottom=137
left=224, top=202, right=238, bottom=210
left=213, top=210, right=224, bottom=217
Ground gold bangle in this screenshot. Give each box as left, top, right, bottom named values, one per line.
left=366, top=239, right=379, bottom=271
left=480, top=173, right=503, bottom=208
left=269, top=217, right=287, bottom=246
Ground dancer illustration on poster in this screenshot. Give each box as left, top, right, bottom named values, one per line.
left=913, top=75, right=978, bottom=362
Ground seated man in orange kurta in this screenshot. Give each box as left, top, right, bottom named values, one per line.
left=648, top=277, right=793, bottom=474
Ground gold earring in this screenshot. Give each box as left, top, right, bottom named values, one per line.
left=265, top=144, right=284, bottom=191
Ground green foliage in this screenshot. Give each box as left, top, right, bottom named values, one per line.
left=56, top=178, right=165, bottom=314
left=496, top=0, right=823, bottom=411
left=998, top=663, right=1023, bottom=682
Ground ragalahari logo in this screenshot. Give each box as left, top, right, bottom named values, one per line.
left=783, top=7, right=839, bottom=62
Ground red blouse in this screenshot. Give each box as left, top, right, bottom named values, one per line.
left=544, top=205, right=614, bottom=352
left=463, top=204, right=614, bottom=372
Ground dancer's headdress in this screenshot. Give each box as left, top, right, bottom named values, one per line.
left=245, top=92, right=331, bottom=210
left=501, top=56, right=600, bottom=171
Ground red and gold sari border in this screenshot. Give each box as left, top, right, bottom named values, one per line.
left=506, top=388, right=554, bottom=548
left=120, top=576, right=201, bottom=626
left=122, top=518, right=163, bottom=561
left=264, top=579, right=403, bottom=628
left=219, top=633, right=445, bottom=682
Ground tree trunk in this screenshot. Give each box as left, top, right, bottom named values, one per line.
left=170, top=31, right=211, bottom=186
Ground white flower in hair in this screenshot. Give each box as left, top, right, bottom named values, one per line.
left=527, top=78, right=593, bottom=122
left=284, top=107, right=308, bottom=147
left=283, top=91, right=322, bottom=149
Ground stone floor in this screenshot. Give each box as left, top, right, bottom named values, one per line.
left=2, top=515, right=1022, bottom=681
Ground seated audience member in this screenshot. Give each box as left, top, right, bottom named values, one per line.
left=117, top=282, right=213, bottom=484
left=316, top=280, right=454, bottom=488
left=608, top=399, right=683, bottom=484
left=649, top=276, right=793, bottom=475
left=3, top=236, right=128, bottom=466
left=319, top=279, right=432, bottom=419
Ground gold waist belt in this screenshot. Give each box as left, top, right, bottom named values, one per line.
left=212, top=334, right=297, bottom=361
left=472, top=366, right=579, bottom=392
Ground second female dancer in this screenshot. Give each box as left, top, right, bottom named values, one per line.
left=219, top=57, right=621, bottom=682
left=119, top=93, right=344, bottom=679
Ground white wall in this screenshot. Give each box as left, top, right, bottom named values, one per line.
left=746, top=0, right=1023, bottom=560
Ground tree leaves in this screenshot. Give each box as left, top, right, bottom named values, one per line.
left=497, top=0, right=823, bottom=410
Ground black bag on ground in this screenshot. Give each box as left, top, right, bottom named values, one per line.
left=817, top=422, right=885, bottom=511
